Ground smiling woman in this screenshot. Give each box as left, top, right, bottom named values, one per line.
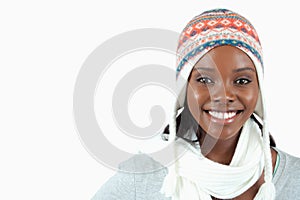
left=92, top=8, right=300, bottom=200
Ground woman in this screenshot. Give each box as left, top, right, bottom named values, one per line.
left=92, top=8, right=300, bottom=200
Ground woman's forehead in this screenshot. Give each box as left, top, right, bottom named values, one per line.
left=193, top=45, right=256, bottom=72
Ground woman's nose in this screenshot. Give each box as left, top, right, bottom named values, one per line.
left=210, top=83, right=235, bottom=104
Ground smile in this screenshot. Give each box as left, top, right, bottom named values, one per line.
left=205, top=110, right=243, bottom=124
left=208, top=111, right=237, bottom=120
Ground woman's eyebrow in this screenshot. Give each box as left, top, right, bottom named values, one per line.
left=233, top=67, right=256, bottom=73
left=193, top=67, right=214, bottom=71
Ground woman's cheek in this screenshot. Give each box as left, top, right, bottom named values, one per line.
left=187, top=88, right=204, bottom=118
left=244, top=89, right=259, bottom=109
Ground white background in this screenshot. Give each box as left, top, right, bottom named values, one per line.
left=1, top=0, right=300, bottom=199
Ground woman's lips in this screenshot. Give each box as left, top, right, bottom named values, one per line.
left=205, top=110, right=242, bottom=124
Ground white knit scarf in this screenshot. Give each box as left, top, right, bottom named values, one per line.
left=161, top=118, right=271, bottom=199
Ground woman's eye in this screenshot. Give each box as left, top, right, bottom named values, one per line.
left=235, top=78, right=251, bottom=85
left=196, top=77, right=214, bottom=84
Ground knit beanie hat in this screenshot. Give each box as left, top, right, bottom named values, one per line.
left=167, top=8, right=275, bottom=199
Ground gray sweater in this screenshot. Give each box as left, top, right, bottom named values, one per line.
left=92, top=148, right=300, bottom=200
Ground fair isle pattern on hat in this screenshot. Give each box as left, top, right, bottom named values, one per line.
left=176, top=8, right=263, bottom=78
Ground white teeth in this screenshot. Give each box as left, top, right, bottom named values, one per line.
left=224, top=113, right=229, bottom=119
left=208, top=111, right=237, bottom=120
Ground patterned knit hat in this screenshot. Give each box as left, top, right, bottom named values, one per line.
left=168, top=8, right=275, bottom=199
left=175, top=8, right=263, bottom=118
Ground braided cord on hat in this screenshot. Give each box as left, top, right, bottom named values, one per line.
left=254, top=65, right=276, bottom=200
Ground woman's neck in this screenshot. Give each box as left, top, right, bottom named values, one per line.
left=198, top=130, right=241, bottom=165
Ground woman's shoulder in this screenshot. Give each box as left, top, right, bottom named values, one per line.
left=273, top=148, right=300, bottom=199
left=275, top=148, right=300, bottom=172
left=91, top=153, right=170, bottom=200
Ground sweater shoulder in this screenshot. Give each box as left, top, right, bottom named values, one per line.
left=277, top=148, right=300, bottom=175
left=273, top=148, right=300, bottom=199
left=92, top=154, right=170, bottom=200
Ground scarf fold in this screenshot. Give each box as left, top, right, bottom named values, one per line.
left=161, top=118, right=269, bottom=199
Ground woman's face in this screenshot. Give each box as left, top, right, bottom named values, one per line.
left=186, top=45, right=259, bottom=140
